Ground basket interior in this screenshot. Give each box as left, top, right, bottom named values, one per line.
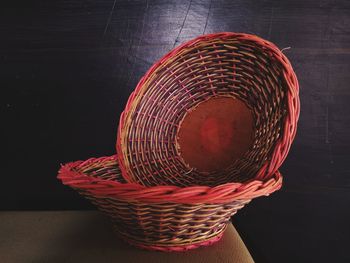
left=72, top=157, right=126, bottom=183
left=119, top=34, right=289, bottom=187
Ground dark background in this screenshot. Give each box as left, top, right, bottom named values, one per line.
left=2, top=0, right=350, bottom=262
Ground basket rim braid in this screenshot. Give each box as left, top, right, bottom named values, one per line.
left=116, top=32, right=300, bottom=186
left=58, top=155, right=281, bottom=251
left=58, top=155, right=282, bottom=204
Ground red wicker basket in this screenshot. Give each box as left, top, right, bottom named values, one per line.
left=58, top=155, right=282, bottom=251
left=117, top=32, right=299, bottom=187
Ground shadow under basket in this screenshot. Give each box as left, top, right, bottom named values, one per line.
left=58, top=155, right=282, bottom=252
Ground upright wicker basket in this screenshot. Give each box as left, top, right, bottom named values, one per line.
left=58, top=155, right=282, bottom=251
left=58, top=32, right=299, bottom=251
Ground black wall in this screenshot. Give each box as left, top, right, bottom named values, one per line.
left=2, top=1, right=350, bottom=262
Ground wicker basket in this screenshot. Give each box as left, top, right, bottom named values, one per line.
left=58, top=32, right=299, bottom=251
left=58, top=155, right=282, bottom=251
left=117, top=32, right=299, bottom=187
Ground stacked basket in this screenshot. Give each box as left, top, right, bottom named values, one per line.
left=58, top=32, right=300, bottom=251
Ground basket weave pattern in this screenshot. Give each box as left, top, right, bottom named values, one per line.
left=117, top=32, right=299, bottom=187
left=58, top=155, right=282, bottom=251
left=58, top=32, right=299, bottom=251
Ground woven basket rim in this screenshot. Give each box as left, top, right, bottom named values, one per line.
left=57, top=155, right=282, bottom=204
left=116, top=32, right=300, bottom=186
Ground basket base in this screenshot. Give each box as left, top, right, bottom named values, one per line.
left=177, top=96, right=254, bottom=173
left=115, top=226, right=226, bottom=252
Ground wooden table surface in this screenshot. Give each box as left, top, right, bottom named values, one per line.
left=0, top=211, right=254, bottom=263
